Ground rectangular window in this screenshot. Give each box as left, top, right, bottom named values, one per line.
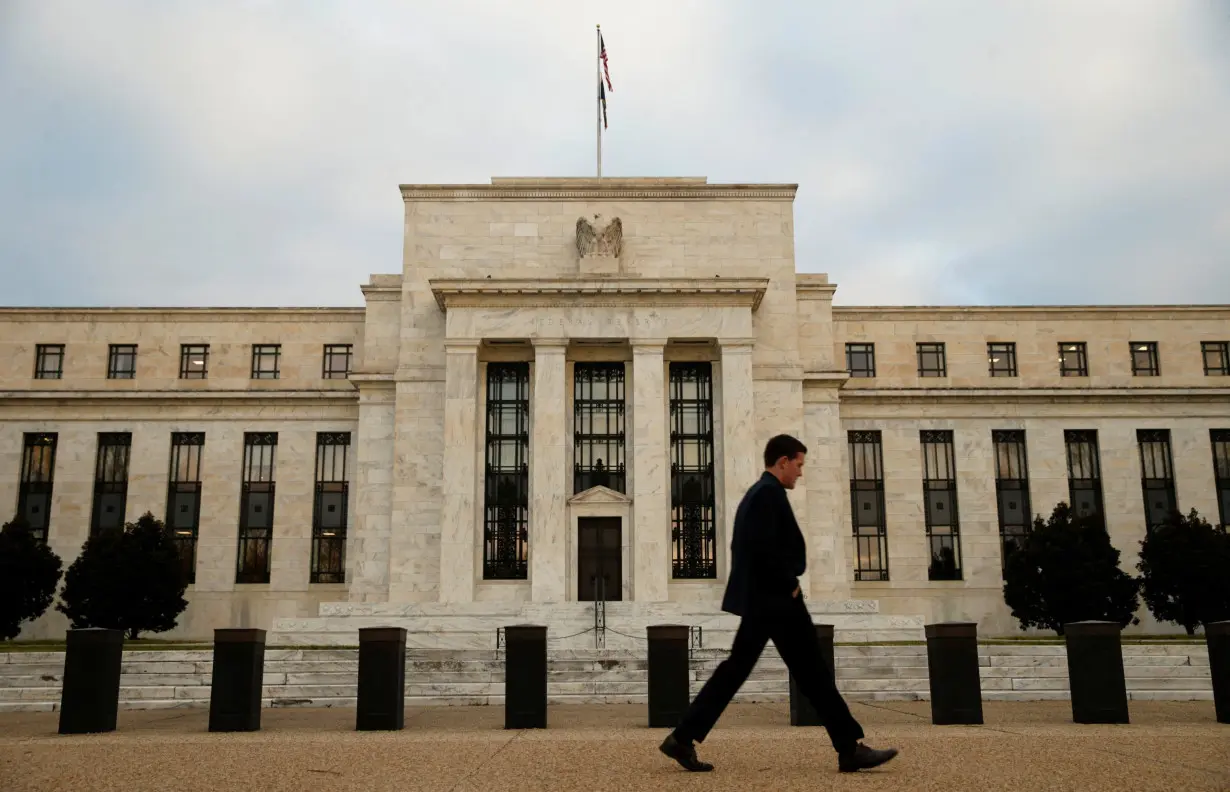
left=251, top=344, right=281, bottom=379
left=34, top=344, right=64, bottom=379
left=845, top=343, right=876, bottom=378
left=921, top=430, right=962, bottom=580
left=483, top=363, right=529, bottom=579
left=993, top=430, right=1032, bottom=577
left=670, top=362, right=716, bottom=579
left=107, top=344, right=137, bottom=379
left=90, top=432, right=132, bottom=536
left=573, top=362, right=626, bottom=494
left=849, top=430, right=888, bottom=581
left=237, top=432, right=277, bottom=583
left=166, top=432, right=205, bottom=584
left=1131, top=342, right=1160, bottom=377
left=1210, top=430, right=1229, bottom=529
left=916, top=343, right=947, bottom=377
left=1137, top=429, right=1177, bottom=529
left=17, top=433, right=57, bottom=543
left=179, top=344, right=209, bottom=379
left=988, top=343, right=1017, bottom=377
left=1065, top=429, right=1104, bottom=528
left=322, top=344, right=353, bottom=379
left=1203, top=342, right=1229, bottom=376
left=311, top=432, right=350, bottom=583
left=1059, top=343, right=1088, bottom=377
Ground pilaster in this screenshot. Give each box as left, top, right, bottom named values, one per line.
left=438, top=339, right=480, bottom=603
left=719, top=339, right=758, bottom=582
left=632, top=340, right=669, bottom=601
left=349, top=378, right=395, bottom=602
left=803, top=373, right=853, bottom=598
left=530, top=338, right=569, bottom=602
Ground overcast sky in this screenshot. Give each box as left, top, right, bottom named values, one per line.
left=2, top=1, right=1229, bottom=308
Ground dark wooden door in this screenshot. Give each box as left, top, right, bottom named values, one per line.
left=577, top=517, right=622, bottom=601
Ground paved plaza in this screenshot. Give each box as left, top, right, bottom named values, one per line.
left=1, top=701, right=1226, bottom=791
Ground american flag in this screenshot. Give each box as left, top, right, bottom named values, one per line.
left=599, top=31, right=611, bottom=129
left=600, top=31, right=612, bottom=92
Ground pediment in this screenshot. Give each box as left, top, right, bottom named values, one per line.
left=568, top=485, right=632, bottom=505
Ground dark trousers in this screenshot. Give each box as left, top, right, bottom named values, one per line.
left=674, top=596, right=865, bottom=753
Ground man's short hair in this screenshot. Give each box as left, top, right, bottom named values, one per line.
left=763, top=434, right=808, bottom=468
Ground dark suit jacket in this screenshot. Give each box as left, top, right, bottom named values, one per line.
left=720, top=471, right=807, bottom=617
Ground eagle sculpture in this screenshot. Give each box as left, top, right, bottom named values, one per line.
left=575, top=215, right=623, bottom=258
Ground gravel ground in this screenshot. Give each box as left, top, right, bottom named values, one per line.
left=2, top=701, right=1227, bottom=791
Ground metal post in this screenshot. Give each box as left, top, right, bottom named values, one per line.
left=504, top=624, right=547, bottom=729
left=208, top=628, right=266, bottom=732
left=58, top=628, right=124, bottom=735
left=1064, top=620, right=1129, bottom=724
left=925, top=622, right=984, bottom=725
left=357, top=627, right=407, bottom=731
left=1206, top=620, right=1230, bottom=724
left=647, top=625, right=690, bottom=728
left=789, top=624, right=835, bottom=726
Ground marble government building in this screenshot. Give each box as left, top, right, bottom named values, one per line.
left=2, top=177, right=1229, bottom=645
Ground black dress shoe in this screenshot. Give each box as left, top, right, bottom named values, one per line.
left=838, top=743, right=899, bottom=773
left=659, top=733, right=714, bottom=772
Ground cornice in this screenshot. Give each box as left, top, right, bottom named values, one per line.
left=400, top=181, right=797, bottom=202
left=428, top=277, right=769, bottom=312
left=349, top=373, right=395, bottom=387
left=752, top=364, right=805, bottom=381
left=360, top=285, right=401, bottom=303
left=0, top=307, right=365, bottom=323
left=834, top=386, right=1230, bottom=404
left=803, top=371, right=851, bottom=386
left=796, top=275, right=836, bottom=299
left=530, top=337, right=570, bottom=349
left=832, top=305, right=1230, bottom=322
left=0, top=389, right=360, bottom=407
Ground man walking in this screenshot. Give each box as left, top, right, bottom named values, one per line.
left=658, top=434, right=899, bottom=774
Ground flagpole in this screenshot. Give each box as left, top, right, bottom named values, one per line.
left=596, top=24, right=602, bottom=179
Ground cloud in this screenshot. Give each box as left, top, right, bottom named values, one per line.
left=1, top=0, right=1228, bottom=307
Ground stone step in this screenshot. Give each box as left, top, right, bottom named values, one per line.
left=2, top=685, right=1214, bottom=712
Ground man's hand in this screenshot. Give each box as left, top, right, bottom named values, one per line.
left=792, top=585, right=801, bottom=598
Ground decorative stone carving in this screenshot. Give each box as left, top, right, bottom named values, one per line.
left=575, top=214, right=623, bottom=259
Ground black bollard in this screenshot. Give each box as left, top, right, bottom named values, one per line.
left=1064, top=620, right=1129, bottom=724
left=1207, top=620, right=1230, bottom=724
left=790, top=624, right=836, bottom=726
left=58, top=628, right=124, bottom=735
left=209, top=628, right=266, bottom=732
left=925, top=622, right=984, bottom=725
left=647, top=625, right=691, bottom=728
left=504, top=624, right=547, bottom=729
left=357, top=627, right=407, bottom=731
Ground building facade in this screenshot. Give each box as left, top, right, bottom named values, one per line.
left=2, top=177, right=1229, bottom=643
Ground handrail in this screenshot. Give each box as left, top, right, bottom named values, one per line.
left=593, top=575, right=607, bottom=649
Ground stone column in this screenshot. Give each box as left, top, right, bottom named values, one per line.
left=438, top=340, right=480, bottom=603
left=530, top=339, right=568, bottom=603
left=348, top=377, right=395, bottom=602
left=803, top=376, right=852, bottom=599
left=632, top=340, right=669, bottom=602
left=719, top=340, right=758, bottom=582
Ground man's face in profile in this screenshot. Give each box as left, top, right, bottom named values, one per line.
left=775, top=452, right=805, bottom=489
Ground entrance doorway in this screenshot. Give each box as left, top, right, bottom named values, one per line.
left=577, top=516, right=622, bottom=601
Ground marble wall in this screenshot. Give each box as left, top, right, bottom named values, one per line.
left=2, top=178, right=1226, bottom=640
left=831, top=307, right=1230, bottom=388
